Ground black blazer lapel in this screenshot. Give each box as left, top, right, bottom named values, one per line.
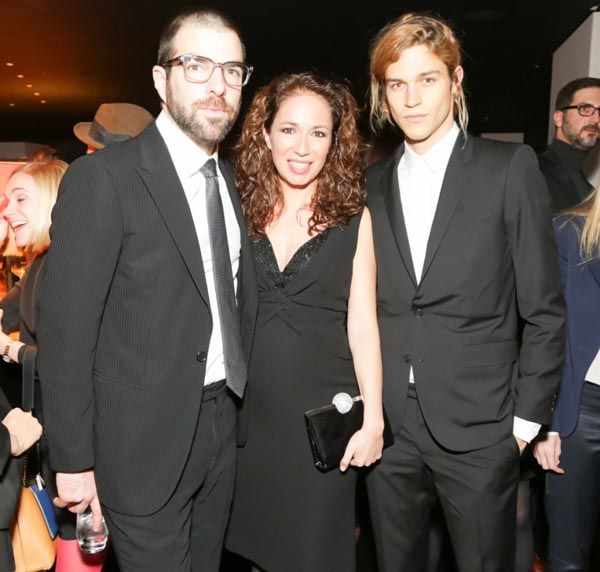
left=589, top=258, right=600, bottom=288
left=219, top=158, right=258, bottom=346
left=420, top=134, right=474, bottom=284
left=380, top=149, right=418, bottom=287
left=136, top=124, right=210, bottom=306
left=219, top=158, right=246, bottom=251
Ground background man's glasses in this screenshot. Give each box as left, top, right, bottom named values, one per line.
left=561, top=103, right=600, bottom=117
left=161, top=55, right=253, bottom=88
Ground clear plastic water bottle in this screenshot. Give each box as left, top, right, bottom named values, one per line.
left=76, top=508, right=109, bottom=554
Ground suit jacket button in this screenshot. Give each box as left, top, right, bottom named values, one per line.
left=415, top=308, right=424, bottom=318
left=403, top=354, right=412, bottom=364
left=196, top=351, right=207, bottom=363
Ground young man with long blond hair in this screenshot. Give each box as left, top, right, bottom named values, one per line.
left=365, top=13, right=565, bottom=571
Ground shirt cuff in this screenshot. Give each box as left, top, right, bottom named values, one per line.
left=513, top=416, right=541, bottom=443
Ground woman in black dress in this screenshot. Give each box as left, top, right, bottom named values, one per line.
left=226, top=72, right=385, bottom=572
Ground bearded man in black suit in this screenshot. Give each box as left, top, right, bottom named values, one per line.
left=36, top=8, right=257, bottom=572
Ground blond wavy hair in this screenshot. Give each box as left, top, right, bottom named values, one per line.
left=8, top=160, right=68, bottom=256
left=369, top=13, right=468, bottom=136
left=564, top=184, right=600, bottom=261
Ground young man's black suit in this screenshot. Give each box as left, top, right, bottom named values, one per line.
left=366, top=134, right=565, bottom=572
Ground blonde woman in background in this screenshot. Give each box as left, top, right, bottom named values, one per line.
left=534, top=184, right=600, bottom=572
left=0, top=160, right=106, bottom=571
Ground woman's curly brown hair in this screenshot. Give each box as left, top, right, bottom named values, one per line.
left=234, top=72, right=366, bottom=237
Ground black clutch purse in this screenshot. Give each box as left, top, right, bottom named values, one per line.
left=304, top=394, right=394, bottom=472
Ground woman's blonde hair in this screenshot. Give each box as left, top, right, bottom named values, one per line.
left=369, top=13, right=468, bottom=136
left=9, top=160, right=68, bottom=256
left=564, top=184, right=600, bottom=261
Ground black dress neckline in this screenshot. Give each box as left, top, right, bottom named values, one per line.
left=254, top=231, right=331, bottom=289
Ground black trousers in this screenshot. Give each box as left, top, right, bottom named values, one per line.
left=367, top=386, right=520, bottom=572
left=103, top=380, right=237, bottom=572
left=545, top=382, right=600, bottom=572
left=0, top=529, right=14, bottom=571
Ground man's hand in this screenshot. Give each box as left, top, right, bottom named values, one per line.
left=516, top=437, right=527, bottom=455
left=533, top=434, right=564, bottom=474
left=1, top=408, right=42, bottom=455
left=55, top=471, right=104, bottom=530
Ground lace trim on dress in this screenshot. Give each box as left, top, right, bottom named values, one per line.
left=254, top=230, right=331, bottom=289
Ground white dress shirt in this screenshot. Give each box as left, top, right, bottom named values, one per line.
left=156, top=111, right=241, bottom=386
left=397, top=122, right=539, bottom=443
left=585, top=349, right=600, bottom=385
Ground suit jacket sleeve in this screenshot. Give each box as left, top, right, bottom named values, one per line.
left=37, top=157, right=123, bottom=473
left=504, top=145, right=566, bottom=424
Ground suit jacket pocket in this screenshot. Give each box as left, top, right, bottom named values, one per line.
left=462, top=339, right=518, bottom=367
left=93, top=370, right=151, bottom=392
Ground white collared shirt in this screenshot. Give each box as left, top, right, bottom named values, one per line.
left=156, top=110, right=241, bottom=386
left=399, top=123, right=458, bottom=387
left=585, top=349, right=600, bottom=385
left=398, top=123, right=459, bottom=284
left=397, top=122, right=539, bottom=442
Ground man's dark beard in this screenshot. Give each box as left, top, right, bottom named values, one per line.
left=166, top=86, right=239, bottom=147
left=563, top=120, right=599, bottom=150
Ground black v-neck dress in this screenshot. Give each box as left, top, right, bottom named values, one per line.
left=226, top=213, right=362, bottom=572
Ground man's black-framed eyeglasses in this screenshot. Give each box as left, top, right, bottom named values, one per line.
left=561, top=103, right=600, bottom=117
left=161, top=54, right=253, bottom=88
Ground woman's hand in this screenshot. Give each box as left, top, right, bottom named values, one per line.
left=340, top=424, right=384, bottom=472
left=2, top=408, right=42, bottom=456
left=533, top=433, right=564, bottom=474
left=0, top=328, right=12, bottom=356
left=0, top=309, right=24, bottom=362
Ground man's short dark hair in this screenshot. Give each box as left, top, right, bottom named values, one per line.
left=157, top=8, right=245, bottom=65
left=555, top=77, right=600, bottom=110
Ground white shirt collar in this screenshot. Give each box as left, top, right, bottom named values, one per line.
left=155, top=110, right=219, bottom=179
left=403, top=122, right=460, bottom=176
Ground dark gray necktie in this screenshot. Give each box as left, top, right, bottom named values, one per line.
left=200, top=158, right=247, bottom=397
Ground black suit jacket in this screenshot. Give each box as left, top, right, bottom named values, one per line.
left=367, top=134, right=565, bottom=451
left=37, top=124, right=257, bottom=515
left=538, top=139, right=593, bottom=213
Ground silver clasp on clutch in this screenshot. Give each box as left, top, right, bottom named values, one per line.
left=332, top=392, right=354, bottom=414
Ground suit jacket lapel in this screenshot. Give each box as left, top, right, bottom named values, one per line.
left=219, top=159, right=257, bottom=293
left=380, top=148, right=418, bottom=287
left=137, top=124, right=210, bottom=306
left=219, top=158, right=245, bottom=244
left=589, top=257, right=600, bottom=287
left=420, top=134, right=474, bottom=284
left=218, top=158, right=258, bottom=351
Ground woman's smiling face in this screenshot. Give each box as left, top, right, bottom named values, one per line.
left=3, top=172, right=40, bottom=248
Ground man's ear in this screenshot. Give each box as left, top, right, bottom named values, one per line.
left=451, top=66, right=464, bottom=97
left=553, top=109, right=564, bottom=129
left=153, top=65, right=168, bottom=104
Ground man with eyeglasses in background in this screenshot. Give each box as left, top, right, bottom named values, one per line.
left=36, top=8, right=257, bottom=572
left=539, top=77, right=600, bottom=213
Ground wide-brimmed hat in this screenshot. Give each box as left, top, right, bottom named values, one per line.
left=74, top=103, right=154, bottom=149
